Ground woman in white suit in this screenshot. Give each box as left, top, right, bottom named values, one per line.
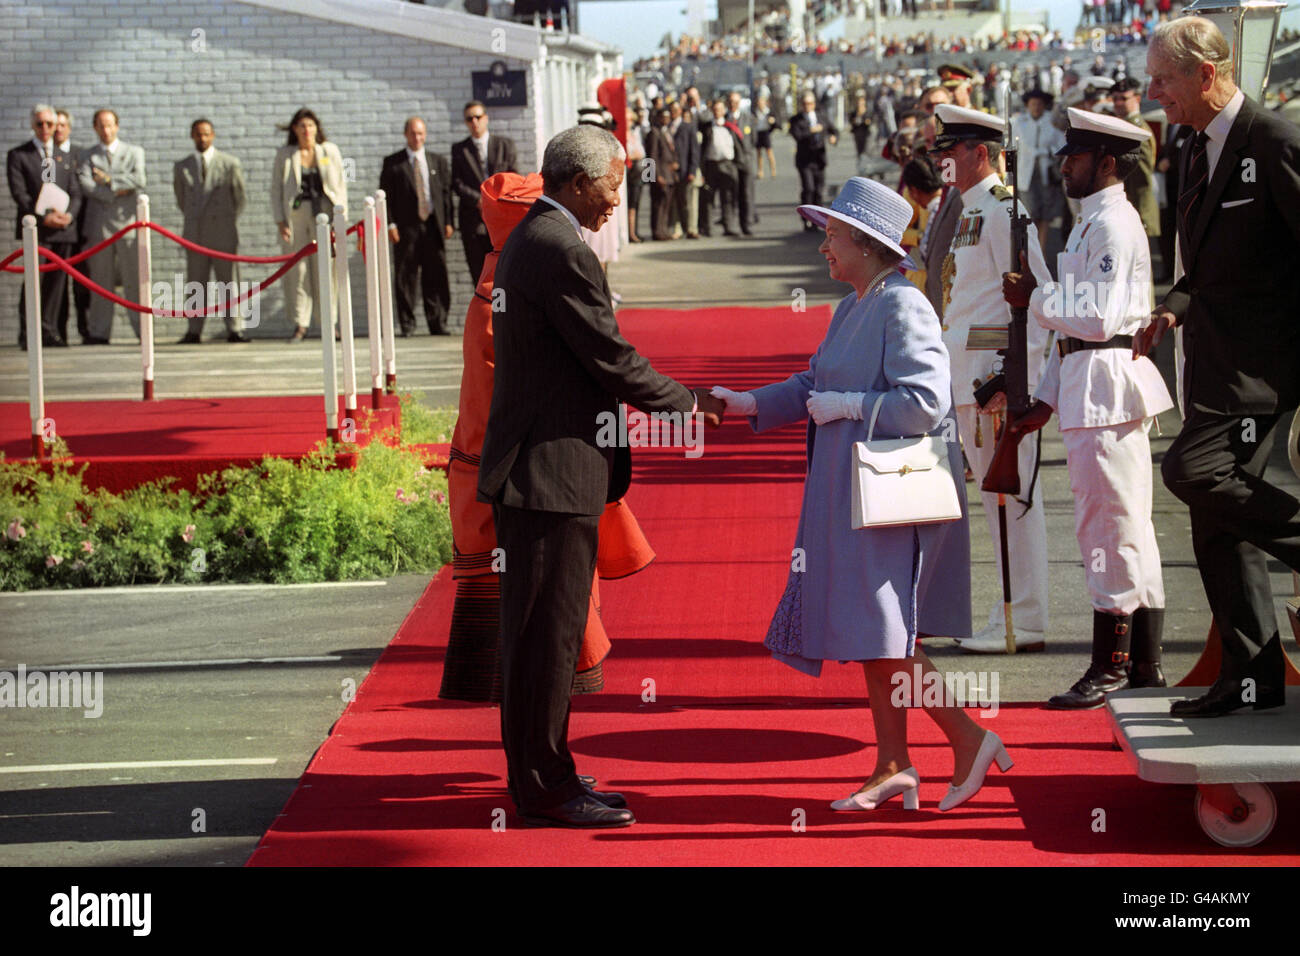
left=271, top=108, right=347, bottom=341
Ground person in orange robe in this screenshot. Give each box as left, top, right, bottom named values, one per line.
left=439, top=171, right=655, bottom=702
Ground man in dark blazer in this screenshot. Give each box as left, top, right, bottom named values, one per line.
left=670, top=101, right=700, bottom=239
left=380, top=116, right=455, bottom=335
left=53, top=109, right=91, bottom=343
left=789, top=91, right=838, bottom=230
left=173, top=118, right=247, bottom=343
left=7, top=104, right=82, bottom=349
left=451, top=101, right=517, bottom=285
left=1135, top=17, right=1300, bottom=717
left=478, top=125, right=723, bottom=828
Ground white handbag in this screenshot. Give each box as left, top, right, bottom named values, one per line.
left=850, top=394, right=962, bottom=530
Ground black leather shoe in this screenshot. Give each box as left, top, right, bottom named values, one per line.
left=82, top=336, right=110, bottom=345
left=177, top=333, right=202, bottom=344
left=1172, top=637, right=1286, bottom=717
left=520, top=794, right=634, bottom=828
left=583, top=785, right=627, bottom=809
left=43, top=335, right=68, bottom=348
left=577, top=774, right=597, bottom=787
left=227, top=332, right=251, bottom=343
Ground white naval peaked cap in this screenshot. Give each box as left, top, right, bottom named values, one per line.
left=1057, top=105, right=1151, bottom=156
left=931, top=104, right=1005, bottom=151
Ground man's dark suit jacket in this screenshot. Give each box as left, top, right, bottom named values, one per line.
left=451, top=134, right=517, bottom=233
left=790, top=111, right=838, bottom=168
left=380, top=148, right=453, bottom=235
left=478, top=201, right=694, bottom=516
left=1164, top=95, right=1300, bottom=415
left=673, top=119, right=700, bottom=179
left=7, top=140, right=82, bottom=242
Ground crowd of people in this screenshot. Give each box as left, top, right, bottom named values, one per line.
left=6, top=101, right=520, bottom=348
left=633, top=1, right=1182, bottom=70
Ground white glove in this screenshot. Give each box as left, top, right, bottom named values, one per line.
left=710, top=386, right=757, bottom=416
left=806, top=390, right=866, bottom=426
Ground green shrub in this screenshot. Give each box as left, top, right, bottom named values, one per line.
left=0, top=441, right=452, bottom=591
left=397, top=392, right=457, bottom=445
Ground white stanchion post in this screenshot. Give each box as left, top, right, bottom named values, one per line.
left=332, top=204, right=357, bottom=420
left=22, top=215, right=45, bottom=459
left=315, top=213, right=339, bottom=441
left=374, top=189, right=398, bottom=394
left=363, top=198, right=383, bottom=408
left=136, top=194, right=154, bottom=400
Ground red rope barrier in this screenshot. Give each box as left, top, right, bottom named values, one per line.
left=2, top=216, right=368, bottom=274
left=27, top=241, right=320, bottom=318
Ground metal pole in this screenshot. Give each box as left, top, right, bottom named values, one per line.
left=332, top=204, right=357, bottom=417
left=315, top=213, right=339, bottom=441
left=363, top=198, right=384, bottom=409
left=22, top=215, right=45, bottom=460
left=374, top=190, right=398, bottom=394
left=136, top=194, right=154, bottom=400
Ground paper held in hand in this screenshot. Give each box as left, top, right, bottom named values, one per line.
left=35, top=182, right=70, bottom=216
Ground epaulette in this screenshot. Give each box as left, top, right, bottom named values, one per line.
left=990, top=183, right=1013, bottom=202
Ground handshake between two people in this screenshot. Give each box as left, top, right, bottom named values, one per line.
left=709, top=386, right=871, bottom=426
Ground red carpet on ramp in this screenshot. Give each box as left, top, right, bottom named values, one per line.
left=246, top=305, right=1300, bottom=866
left=0, top=395, right=400, bottom=493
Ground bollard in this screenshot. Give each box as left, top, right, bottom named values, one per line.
left=22, top=215, right=45, bottom=459
left=374, top=189, right=398, bottom=393
left=363, top=199, right=383, bottom=408
left=137, top=195, right=155, bottom=400
left=315, top=214, right=339, bottom=441
left=332, top=204, right=357, bottom=415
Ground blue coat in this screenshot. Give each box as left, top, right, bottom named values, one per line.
left=751, top=275, right=972, bottom=675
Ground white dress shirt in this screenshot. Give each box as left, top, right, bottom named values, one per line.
left=537, top=194, right=582, bottom=235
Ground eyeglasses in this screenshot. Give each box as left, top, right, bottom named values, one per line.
left=34, top=119, right=55, bottom=127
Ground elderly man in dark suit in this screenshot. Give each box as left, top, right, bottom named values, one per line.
left=451, top=101, right=517, bottom=284
left=478, top=125, right=723, bottom=828
left=173, top=118, right=247, bottom=343
left=1135, top=17, right=1300, bottom=717
left=7, top=103, right=82, bottom=350
left=381, top=116, right=455, bottom=336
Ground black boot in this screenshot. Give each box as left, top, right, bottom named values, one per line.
left=1128, top=607, right=1166, bottom=688
left=1046, top=611, right=1132, bottom=710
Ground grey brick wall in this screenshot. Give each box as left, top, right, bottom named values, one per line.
left=0, top=0, right=539, bottom=343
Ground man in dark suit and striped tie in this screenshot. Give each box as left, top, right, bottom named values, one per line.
left=380, top=117, right=454, bottom=335
left=1135, top=17, right=1300, bottom=717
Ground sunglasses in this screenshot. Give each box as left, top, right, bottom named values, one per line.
left=464, top=113, right=487, bottom=122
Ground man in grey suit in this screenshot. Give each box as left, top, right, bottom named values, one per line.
left=78, top=109, right=146, bottom=343
left=173, top=119, right=248, bottom=343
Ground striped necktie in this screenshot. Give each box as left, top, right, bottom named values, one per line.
left=1178, top=130, right=1209, bottom=236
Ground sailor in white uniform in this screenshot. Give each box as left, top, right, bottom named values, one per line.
left=1001, top=107, right=1174, bottom=708
left=930, top=104, right=1054, bottom=654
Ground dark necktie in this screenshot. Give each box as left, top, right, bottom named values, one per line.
left=1179, top=131, right=1209, bottom=235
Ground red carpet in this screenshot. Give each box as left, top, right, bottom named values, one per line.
left=0, top=395, right=401, bottom=493
left=246, top=306, right=1299, bottom=866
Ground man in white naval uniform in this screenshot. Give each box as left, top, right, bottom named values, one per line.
left=1002, top=108, right=1174, bottom=707
left=930, top=104, right=1053, bottom=653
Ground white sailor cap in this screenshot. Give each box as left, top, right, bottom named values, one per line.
left=1057, top=105, right=1152, bottom=156
left=931, top=104, right=1005, bottom=151
left=1083, top=75, right=1115, bottom=97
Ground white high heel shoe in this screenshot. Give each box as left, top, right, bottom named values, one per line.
left=938, top=731, right=1013, bottom=811
left=830, top=767, right=920, bottom=811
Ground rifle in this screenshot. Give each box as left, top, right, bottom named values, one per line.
left=980, top=142, right=1034, bottom=497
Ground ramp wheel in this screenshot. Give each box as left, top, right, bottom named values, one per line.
left=1194, top=783, right=1277, bottom=848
